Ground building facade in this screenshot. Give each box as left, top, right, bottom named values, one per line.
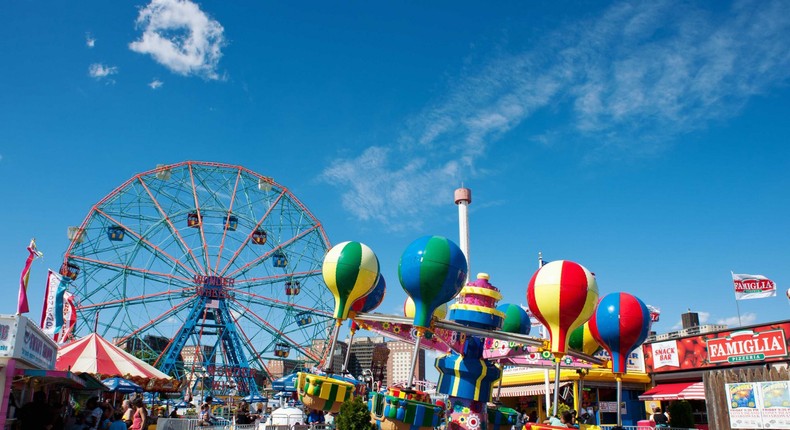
left=386, top=340, right=425, bottom=387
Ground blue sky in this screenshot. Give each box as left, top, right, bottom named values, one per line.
left=1, top=0, right=789, bottom=352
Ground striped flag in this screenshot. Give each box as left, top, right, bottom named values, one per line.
left=732, top=272, right=777, bottom=300
left=17, top=239, right=43, bottom=314
left=40, top=270, right=63, bottom=336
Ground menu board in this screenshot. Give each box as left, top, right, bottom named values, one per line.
left=726, top=381, right=790, bottom=429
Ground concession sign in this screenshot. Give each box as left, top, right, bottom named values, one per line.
left=643, top=321, right=790, bottom=373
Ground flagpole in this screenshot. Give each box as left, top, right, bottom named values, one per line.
left=732, top=271, right=743, bottom=327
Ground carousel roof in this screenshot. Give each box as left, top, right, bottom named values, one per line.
left=56, top=333, right=171, bottom=380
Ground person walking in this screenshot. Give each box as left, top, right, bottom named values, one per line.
left=130, top=398, right=147, bottom=430
left=650, top=406, right=670, bottom=428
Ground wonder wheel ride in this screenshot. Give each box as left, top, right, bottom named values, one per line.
left=60, top=161, right=333, bottom=396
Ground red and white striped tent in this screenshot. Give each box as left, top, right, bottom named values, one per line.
left=56, top=333, right=176, bottom=390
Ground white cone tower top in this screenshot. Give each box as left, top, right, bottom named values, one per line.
left=454, top=187, right=472, bottom=283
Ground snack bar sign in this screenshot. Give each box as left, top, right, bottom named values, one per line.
left=707, top=329, right=788, bottom=364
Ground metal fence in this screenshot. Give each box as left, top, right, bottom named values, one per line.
left=154, top=419, right=333, bottom=430
left=154, top=417, right=236, bottom=430
left=598, top=426, right=694, bottom=430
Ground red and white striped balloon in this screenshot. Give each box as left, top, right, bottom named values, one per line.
left=527, top=260, right=599, bottom=356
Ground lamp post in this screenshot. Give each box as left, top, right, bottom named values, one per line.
left=229, top=383, right=237, bottom=424
left=575, top=369, right=589, bottom=415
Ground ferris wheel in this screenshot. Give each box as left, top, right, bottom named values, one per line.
left=60, top=161, right=334, bottom=395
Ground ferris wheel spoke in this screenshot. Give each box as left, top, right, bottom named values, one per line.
left=232, top=269, right=321, bottom=288
left=228, top=297, right=321, bottom=362
left=212, top=168, right=242, bottom=275
left=93, top=208, right=197, bottom=278
left=79, top=287, right=195, bottom=311
left=218, top=190, right=287, bottom=276
left=228, top=312, right=275, bottom=377
left=188, top=163, right=213, bottom=273
left=137, top=177, right=207, bottom=275
left=225, top=224, right=320, bottom=279
left=113, top=296, right=197, bottom=348
left=229, top=288, right=332, bottom=316
left=67, top=255, right=194, bottom=286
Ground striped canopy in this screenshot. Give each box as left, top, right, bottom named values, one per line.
left=56, top=333, right=171, bottom=380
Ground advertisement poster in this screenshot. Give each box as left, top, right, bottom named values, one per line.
left=727, top=382, right=764, bottom=429
left=594, top=347, right=645, bottom=373
left=759, top=381, right=790, bottom=429
left=650, top=340, right=680, bottom=369
left=644, top=321, right=790, bottom=373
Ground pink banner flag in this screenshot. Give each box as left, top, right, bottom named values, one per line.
left=733, top=272, right=777, bottom=300
left=17, top=239, right=43, bottom=314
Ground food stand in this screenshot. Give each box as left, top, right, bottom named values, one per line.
left=0, top=314, right=59, bottom=429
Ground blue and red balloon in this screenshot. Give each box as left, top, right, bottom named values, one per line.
left=588, top=292, right=651, bottom=374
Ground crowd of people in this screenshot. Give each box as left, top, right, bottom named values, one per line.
left=13, top=391, right=150, bottom=430
left=508, top=407, right=595, bottom=429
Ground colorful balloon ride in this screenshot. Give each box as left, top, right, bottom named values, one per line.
left=589, top=291, right=651, bottom=427
left=588, top=292, right=650, bottom=375
left=526, top=260, right=599, bottom=356
left=399, top=235, right=468, bottom=329
left=298, top=241, right=379, bottom=412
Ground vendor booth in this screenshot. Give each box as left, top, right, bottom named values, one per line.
left=0, top=314, right=60, bottom=428
left=642, top=319, right=790, bottom=429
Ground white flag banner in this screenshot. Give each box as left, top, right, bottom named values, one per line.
left=40, top=270, right=62, bottom=336
left=647, top=305, right=661, bottom=322
left=733, top=272, right=777, bottom=300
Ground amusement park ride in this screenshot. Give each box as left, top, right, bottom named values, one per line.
left=56, top=161, right=652, bottom=429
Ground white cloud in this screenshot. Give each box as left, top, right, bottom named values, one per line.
left=149, top=79, right=164, bottom=89
left=86, top=33, right=95, bottom=48
left=129, top=0, right=225, bottom=80
left=321, top=147, right=461, bottom=230
left=322, top=0, right=790, bottom=227
left=88, top=63, right=118, bottom=80
left=717, top=312, right=757, bottom=327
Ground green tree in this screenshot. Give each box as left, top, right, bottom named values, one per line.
left=668, top=400, right=695, bottom=428
left=335, top=396, right=375, bottom=430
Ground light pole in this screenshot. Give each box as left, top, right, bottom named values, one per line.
left=229, top=383, right=237, bottom=424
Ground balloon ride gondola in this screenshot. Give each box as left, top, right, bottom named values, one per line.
left=590, top=292, right=651, bottom=427
left=527, top=260, right=599, bottom=417
left=60, top=161, right=334, bottom=397
left=296, top=241, right=379, bottom=413
left=377, top=235, right=467, bottom=430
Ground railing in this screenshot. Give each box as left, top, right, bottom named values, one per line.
left=155, top=418, right=334, bottom=430
left=599, top=426, right=695, bottom=430
left=154, top=417, right=233, bottom=430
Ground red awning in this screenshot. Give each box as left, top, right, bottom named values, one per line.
left=639, top=381, right=705, bottom=401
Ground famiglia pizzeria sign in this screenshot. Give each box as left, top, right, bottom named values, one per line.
left=707, top=329, right=788, bottom=364
left=643, top=321, right=790, bottom=373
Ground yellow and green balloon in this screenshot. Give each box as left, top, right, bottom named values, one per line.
left=568, top=321, right=601, bottom=356
left=323, top=241, right=380, bottom=320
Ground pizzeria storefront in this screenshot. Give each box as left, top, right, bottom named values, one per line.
left=641, top=319, right=790, bottom=429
